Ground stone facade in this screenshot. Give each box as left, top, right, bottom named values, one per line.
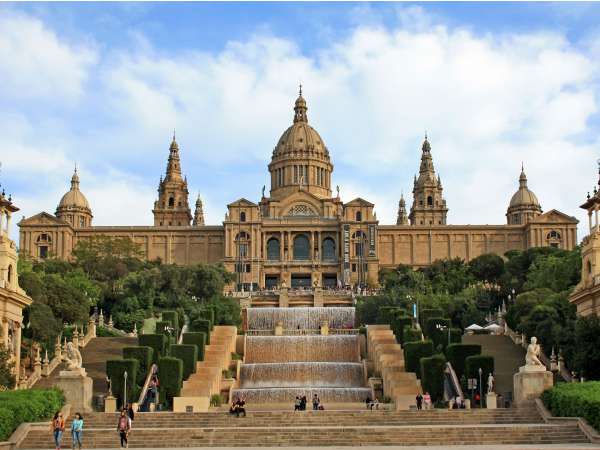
left=569, top=164, right=600, bottom=316
left=18, top=89, right=578, bottom=289
left=0, top=192, right=32, bottom=385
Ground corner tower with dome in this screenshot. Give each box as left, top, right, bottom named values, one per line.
left=19, top=87, right=579, bottom=289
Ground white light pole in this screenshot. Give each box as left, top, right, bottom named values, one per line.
left=123, top=370, right=128, bottom=407
left=478, top=367, right=483, bottom=408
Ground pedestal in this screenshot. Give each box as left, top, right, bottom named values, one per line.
left=513, top=365, right=553, bottom=405
left=56, top=369, right=93, bottom=413
left=486, top=393, right=497, bottom=409
left=104, top=395, right=117, bottom=413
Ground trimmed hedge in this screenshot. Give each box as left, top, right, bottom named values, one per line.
left=0, top=388, right=64, bottom=441
left=169, top=344, right=198, bottom=380
left=420, top=308, right=444, bottom=329
left=465, top=355, right=495, bottom=390
left=424, top=317, right=451, bottom=341
left=391, top=315, right=414, bottom=344
left=402, top=325, right=422, bottom=344
left=161, top=310, right=180, bottom=336
left=541, top=381, right=600, bottom=432
left=445, top=343, right=481, bottom=379
left=404, top=340, right=434, bottom=378
left=192, top=319, right=212, bottom=344
left=139, top=333, right=167, bottom=363
left=182, top=332, right=207, bottom=361
left=158, top=356, right=183, bottom=406
left=420, top=354, right=447, bottom=403
left=106, top=359, right=139, bottom=408
left=123, top=346, right=154, bottom=381
left=199, top=307, right=216, bottom=326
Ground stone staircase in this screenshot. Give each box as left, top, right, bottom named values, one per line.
left=463, top=334, right=525, bottom=401
left=18, top=408, right=590, bottom=448
left=173, top=326, right=237, bottom=412
left=367, top=325, right=421, bottom=410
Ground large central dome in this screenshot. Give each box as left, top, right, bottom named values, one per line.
left=268, top=88, right=333, bottom=200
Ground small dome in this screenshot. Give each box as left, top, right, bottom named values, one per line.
left=57, top=169, right=91, bottom=211
left=509, top=168, right=540, bottom=208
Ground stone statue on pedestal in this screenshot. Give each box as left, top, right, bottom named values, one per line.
left=65, top=342, right=83, bottom=371
left=487, top=373, right=494, bottom=394
left=525, top=337, right=543, bottom=367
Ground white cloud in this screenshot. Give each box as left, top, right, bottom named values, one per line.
left=0, top=9, right=97, bottom=101
left=2, top=7, right=598, bottom=241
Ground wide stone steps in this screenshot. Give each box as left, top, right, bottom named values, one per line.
left=19, top=424, right=588, bottom=448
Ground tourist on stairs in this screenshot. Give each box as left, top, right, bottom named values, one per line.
left=71, top=412, right=84, bottom=450
left=50, top=411, right=65, bottom=450
left=294, top=396, right=301, bottom=411
left=365, top=396, right=372, bottom=410
left=416, top=393, right=423, bottom=410
left=117, top=410, right=131, bottom=448
left=236, top=397, right=247, bottom=417
left=423, top=392, right=432, bottom=410
left=312, top=394, right=320, bottom=411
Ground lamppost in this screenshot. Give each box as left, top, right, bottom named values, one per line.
left=123, top=370, right=128, bottom=407
left=478, top=367, right=483, bottom=408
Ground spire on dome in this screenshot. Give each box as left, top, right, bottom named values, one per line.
left=71, top=166, right=80, bottom=190
left=519, top=163, right=528, bottom=188
left=293, top=85, right=308, bottom=123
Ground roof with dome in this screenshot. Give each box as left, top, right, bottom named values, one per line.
left=56, top=169, right=91, bottom=213
left=509, top=166, right=541, bottom=209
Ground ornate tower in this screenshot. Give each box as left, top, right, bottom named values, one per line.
left=409, top=135, right=448, bottom=226
left=267, top=86, right=333, bottom=200
left=56, top=167, right=93, bottom=228
left=506, top=165, right=542, bottom=225
left=570, top=161, right=600, bottom=317
left=153, top=134, right=192, bottom=227
left=396, top=193, right=409, bottom=225
left=193, top=194, right=205, bottom=226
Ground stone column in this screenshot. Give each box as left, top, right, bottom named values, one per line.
left=314, top=286, right=323, bottom=307
left=1, top=318, right=8, bottom=348
left=280, top=231, right=284, bottom=261
left=310, top=232, right=315, bottom=261
left=279, top=286, right=289, bottom=308
left=589, top=212, right=593, bottom=235
left=6, top=212, right=12, bottom=238
left=596, top=206, right=599, bottom=232
left=0, top=211, right=4, bottom=237
left=14, top=323, right=22, bottom=381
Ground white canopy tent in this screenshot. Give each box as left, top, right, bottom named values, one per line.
left=465, top=324, right=484, bottom=331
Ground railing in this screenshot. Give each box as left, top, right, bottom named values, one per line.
left=136, top=363, right=158, bottom=411
left=445, top=362, right=464, bottom=401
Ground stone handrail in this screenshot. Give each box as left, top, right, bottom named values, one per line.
left=136, top=363, right=158, bottom=408
left=535, top=398, right=599, bottom=444
left=504, top=324, right=572, bottom=382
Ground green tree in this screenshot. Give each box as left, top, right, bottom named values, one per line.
left=524, top=248, right=581, bottom=293
left=0, top=344, right=15, bottom=389
left=573, top=315, right=600, bottom=380
left=468, top=253, right=505, bottom=283
left=28, top=302, right=62, bottom=348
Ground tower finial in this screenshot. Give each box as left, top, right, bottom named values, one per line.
left=521, top=161, right=524, bottom=172
left=299, top=83, right=302, bottom=96
left=424, top=130, right=428, bottom=140
left=74, top=161, right=78, bottom=173
left=173, top=129, right=176, bottom=141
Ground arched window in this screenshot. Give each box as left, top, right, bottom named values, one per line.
left=37, top=233, right=51, bottom=243
left=353, top=231, right=366, bottom=257
left=168, top=197, right=175, bottom=207
left=547, top=230, right=561, bottom=240
left=240, top=211, right=246, bottom=222
left=356, top=211, right=362, bottom=222
left=267, top=238, right=280, bottom=261
left=427, top=196, right=433, bottom=206
left=293, top=234, right=310, bottom=260
left=322, top=238, right=336, bottom=262
left=235, top=232, right=250, bottom=258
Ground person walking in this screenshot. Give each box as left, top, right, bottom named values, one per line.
left=312, top=394, right=320, bottom=411
left=117, top=410, right=131, bottom=448
left=294, top=396, right=301, bottom=411
left=416, top=393, right=423, bottom=410
left=51, top=411, right=65, bottom=450
left=126, top=403, right=135, bottom=422
left=71, top=413, right=83, bottom=450
left=423, top=392, right=432, bottom=410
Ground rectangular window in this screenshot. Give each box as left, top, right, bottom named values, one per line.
left=352, top=263, right=357, bottom=273
left=294, top=165, right=298, bottom=183
left=39, top=246, right=48, bottom=259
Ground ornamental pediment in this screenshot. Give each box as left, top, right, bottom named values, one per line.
left=529, top=209, right=578, bottom=224
left=344, top=197, right=374, bottom=207
left=18, top=212, right=66, bottom=226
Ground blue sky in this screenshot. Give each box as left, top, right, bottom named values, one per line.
left=1, top=2, right=599, bottom=242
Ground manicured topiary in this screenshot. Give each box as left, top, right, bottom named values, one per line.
left=192, top=319, right=212, bottom=344
left=541, top=381, right=600, bottom=432
left=402, top=325, right=422, bottom=344
left=123, top=346, right=154, bottom=381
left=139, top=334, right=167, bottom=364
left=404, top=340, right=434, bottom=378
left=420, top=308, right=444, bottom=329
left=158, top=356, right=183, bottom=406
left=169, top=344, right=198, bottom=380
left=198, top=307, right=215, bottom=326
left=465, top=355, right=495, bottom=387
left=0, top=388, right=64, bottom=441
left=424, top=317, right=451, bottom=341
left=391, top=315, right=414, bottom=344
left=420, top=354, right=447, bottom=403
left=445, top=343, right=481, bottom=379
left=161, top=310, right=180, bottom=336
left=106, top=359, right=139, bottom=408
left=182, top=332, right=206, bottom=361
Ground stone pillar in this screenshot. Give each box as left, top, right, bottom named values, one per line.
left=88, top=318, right=96, bottom=339
left=54, top=336, right=62, bottom=360
left=279, top=286, right=289, bottom=308
left=274, top=321, right=283, bottom=336
left=33, top=345, right=42, bottom=378
left=486, top=393, right=497, bottom=409
left=320, top=320, right=329, bottom=336
left=105, top=395, right=117, bottom=413
left=0, top=211, right=4, bottom=237
left=14, top=323, right=22, bottom=381
left=5, top=213, right=11, bottom=238
left=589, top=212, right=593, bottom=234
left=57, top=368, right=93, bottom=413
left=1, top=318, right=8, bottom=348
left=314, top=286, right=324, bottom=307
left=513, top=365, right=553, bottom=405
left=72, top=327, right=79, bottom=348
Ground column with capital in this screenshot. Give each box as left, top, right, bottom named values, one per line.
left=14, top=323, right=22, bottom=380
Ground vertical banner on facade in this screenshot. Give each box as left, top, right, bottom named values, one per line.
left=368, top=225, right=376, bottom=257
left=343, top=224, right=350, bottom=286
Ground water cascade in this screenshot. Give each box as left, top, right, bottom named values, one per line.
left=232, top=307, right=372, bottom=404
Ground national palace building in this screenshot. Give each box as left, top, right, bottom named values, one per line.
left=18, top=89, right=579, bottom=290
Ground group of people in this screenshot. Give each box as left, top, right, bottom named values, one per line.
left=294, top=394, right=325, bottom=411
left=365, top=396, right=380, bottom=410
left=229, top=396, right=247, bottom=417
left=415, top=392, right=432, bottom=410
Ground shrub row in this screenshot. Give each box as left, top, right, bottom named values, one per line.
left=161, top=310, right=180, bottom=337
left=465, top=355, right=494, bottom=381
left=182, top=332, right=207, bottom=361
left=158, top=356, right=183, bottom=406
left=445, top=344, right=481, bottom=379
left=122, top=346, right=154, bottom=381
left=541, top=381, right=600, bottom=432
left=402, top=325, right=422, bottom=344
left=106, top=359, right=139, bottom=409
left=169, top=344, right=198, bottom=380
left=139, top=334, right=167, bottom=364
left=404, top=340, right=434, bottom=378
left=0, top=388, right=64, bottom=441
left=420, top=354, right=446, bottom=402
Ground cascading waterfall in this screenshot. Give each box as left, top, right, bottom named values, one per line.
left=246, top=307, right=355, bottom=330
left=232, top=307, right=372, bottom=404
